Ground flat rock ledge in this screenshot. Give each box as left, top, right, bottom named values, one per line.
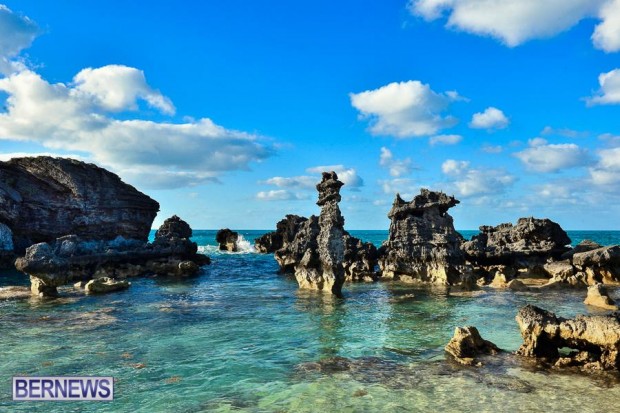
left=85, top=277, right=131, bottom=294
left=16, top=215, right=210, bottom=297
left=516, top=304, right=620, bottom=371
left=445, top=326, right=501, bottom=366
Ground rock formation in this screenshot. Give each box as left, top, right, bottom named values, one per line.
left=378, top=190, right=470, bottom=286
left=0, top=157, right=159, bottom=254
left=271, top=172, right=378, bottom=296
left=445, top=326, right=501, bottom=366
left=216, top=228, right=239, bottom=252
left=85, top=277, right=131, bottom=294
left=0, top=223, right=15, bottom=268
left=15, top=215, right=210, bottom=297
left=584, top=284, right=618, bottom=310
left=572, top=245, right=620, bottom=284
left=254, top=215, right=307, bottom=254
left=516, top=305, right=620, bottom=370
left=462, top=218, right=571, bottom=268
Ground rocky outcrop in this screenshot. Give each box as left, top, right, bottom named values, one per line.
left=561, top=239, right=602, bottom=260
left=445, top=326, right=501, bottom=366
left=15, top=215, right=210, bottom=297
left=85, top=277, right=130, bottom=294
left=0, top=157, right=159, bottom=253
left=254, top=215, right=307, bottom=254
left=216, top=229, right=239, bottom=252
left=463, top=218, right=571, bottom=268
left=0, top=223, right=15, bottom=268
left=516, top=305, right=620, bottom=370
left=378, top=190, right=470, bottom=286
left=572, top=246, right=620, bottom=284
left=272, top=172, right=378, bottom=296
left=584, top=284, right=618, bottom=310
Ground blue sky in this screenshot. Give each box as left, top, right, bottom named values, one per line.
left=1, top=1, right=620, bottom=230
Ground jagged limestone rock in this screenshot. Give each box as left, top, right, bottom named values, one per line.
left=445, top=326, right=501, bottom=366
left=215, top=228, right=239, bottom=252
left=584, top=284, right=618, bottom=310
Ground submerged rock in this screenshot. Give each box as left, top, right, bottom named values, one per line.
left=15, top=215, right=210, bottom=297
left=254, top=215, right=307, bottom=254
left=584, top=284, right=618, bottom=311
left=0, top=157, right=159, bottom=252
left=216, top=228, right=239, bottom=252
left=272, top=172, right=378, bottom=296
left=378, top=190, right=470, bottom=286
left=516, top=304, right=620, bottom=370
left=445, top=326, right=501, bottom=366
left=462, top=218, right=571, bottom=267
left=85, top=277, right=130, bottom=294
left=0, top=286, right=31, bottom=300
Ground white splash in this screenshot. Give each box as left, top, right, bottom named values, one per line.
left=197, top=234, right=256, bottom=255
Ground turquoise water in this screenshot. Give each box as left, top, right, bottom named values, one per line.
left=1, top=230, right=620, bottom=412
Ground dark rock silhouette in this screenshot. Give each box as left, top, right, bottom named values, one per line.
left=445, top=326, right=501, bottom=366
left=254, top=215, right=307, bottom=254
left=216, top=228, right=239, bottom=252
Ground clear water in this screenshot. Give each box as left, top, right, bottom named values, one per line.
left=1, top=230, right=620, bottom=412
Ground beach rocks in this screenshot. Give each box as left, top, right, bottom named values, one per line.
left=216, top=228, right=239, bottom=252
left=0, top=157, right=159, bottom=252
left=462, top=218, right=571, bottom=268
left=0, top=285, right=31, bottom=300
left=445, top=326, right=501, bottom=366
left=15, top=215, right=210, bottom=297
left=254, top=215, right=307, bottom=254
left=584, top=284, right=618, bottom=310
left=572, top=246, right=620, bottom=284
left=85, top=277, right=130, bottom=294
left=516, top=304, right=620, bottom=370
left=378, top=190, right=470, bottom=286
left=273, top=172, right=378, bottom=296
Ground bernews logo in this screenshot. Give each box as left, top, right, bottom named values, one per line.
left=13, top=376, right=114, bottom=401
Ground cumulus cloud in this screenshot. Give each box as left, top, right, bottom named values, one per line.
left=409, top=0, right=610, bottom=49
left=587, top=69, right=620, bottom=105
left=349, top=80, right=459, bottom=138
left=306, top=165, right=364, bottom=189
left=379, top=147, right=413, bottom=177
left=0, top=68, right=273, bottom=189
left=260, top=175, right=316, bottom=189
left=0, top=5, right=39, bottom=74
left=256, top=190, right=311, bottom=201
left=514, top=139, right=591, bottom=172
left=469, top=107, right=509, bottom=130
left=590, top=147, right=620, bottom=185
left=429, top=134, right=462, bottom=145
left=378, top=177, right=419, bottom=199
left=441, top=159, right=515, bottom=197
left=593, top=0, right=620, bottom=52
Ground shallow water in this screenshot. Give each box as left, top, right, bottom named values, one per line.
left=1, top=230, right=620, bottom=412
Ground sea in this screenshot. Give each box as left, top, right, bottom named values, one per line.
left=2, top=230, right=620, bottom=412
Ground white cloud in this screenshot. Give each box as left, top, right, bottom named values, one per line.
left=541, top=126, right=589, bottom=138
left=441, top=159, right=515, bottom=197
left=514, top=140, right=591, bottom=172
left=0, top=68, right=272, bottom=189
left=429, top=134, right=462, bottom=145
left=590, top=147, right=620, bottom=185
left=409, top=0, right=606, bottom=48
left=469, top=107, right=509, bottom=130
left=256, top=190, right=310, bottom=201
left=306, top=165, right=364, bottom=189
left=260, top=175, right=316, bottom=189
left=0, top=5, right=39, bottom=74
left=73, top=65, right=175, bottom=114
left=481, top=144, right=503, bottom=153
left=593, top=0, right=620, bottom=52
left=378, top=177, right=419, bottom=199
left=587, top=69, right=620, bottom=105
left=349, top=80, right=459, bottom=138
left=379, top=147, right=413, bottom=177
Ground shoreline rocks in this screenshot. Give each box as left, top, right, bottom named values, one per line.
left=445, top=326, right=501, bottom=366
left=216, top=229, right=239, bottom=252
left=254, top=215, right=307, bottom=255
left=0, top=157, right=159, bottom=255
left=584, top=284, right=618, bottom=310
left=378, top=190, right=471, bottom=287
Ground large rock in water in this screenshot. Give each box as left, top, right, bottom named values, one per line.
left=516, top=305, right=620, bottom=370
left=0, top=157, right=159, bottom=252
left=378, top=190, right=469, bottom=286
left=273, top=172, right=378, bottom=296
left=462, top=218, right=570, bottom=267
left=254, top=214, right=307, bottom=254
left=15, top=215, right=210, bottom=297
left=216, top=228, right=239, bottom=252
left=445, top=326, right=501, bottom=366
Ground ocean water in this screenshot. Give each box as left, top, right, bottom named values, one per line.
left=1, top=230, right=620, bottom=412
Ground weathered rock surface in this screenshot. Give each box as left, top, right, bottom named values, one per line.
left=572, top=246, right=620, bottom=284
left=0, top=223, right=15, bottom=268
left=516, top=304, right=620, bottom=370
left=0, top=157, right=159, bottom=252
left=445, top=326, right=501, bottom=366
left=463, top=218, right=571, bottom=267
left=378, top=190, right=470, bottom=286
left=85, top=277, right=130, bottom=294
left=0, top=286, right=31, bottom=300
left=15, top=215, right=210, bottom=297
left=561, top=239, right=603, bottom=260
left=272, top=172, right=378, bottom=296
left=254, top=215, right=307, bottom=254
left=584, top=284, right=618, bottom=310
left=216, top=228, right=239, bottom=252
